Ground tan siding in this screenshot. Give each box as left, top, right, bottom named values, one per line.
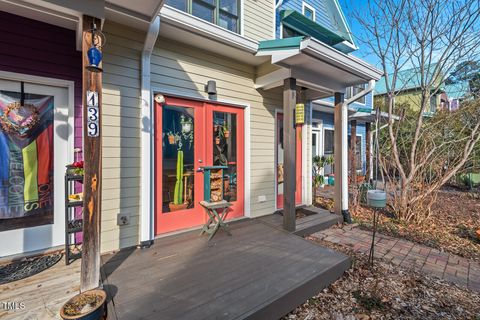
left=101, top=21, right=143, bottom=253
left=151, top=37, right=280, bottom=217
left=243, top=0, right=274, bottom=41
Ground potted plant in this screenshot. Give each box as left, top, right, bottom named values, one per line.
left=66, top=160, right=84, bottom=176
left=169, top=150, right=188, bottom=212
left=60, top=289, right=106, bottom=320
left=312, top=156, right=326, bottom=192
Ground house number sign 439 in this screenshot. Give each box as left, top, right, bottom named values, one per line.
left=87, top=91, right=99, bottom=137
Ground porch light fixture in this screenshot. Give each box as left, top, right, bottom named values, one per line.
left=205, top=80, right=217, bottom=98
left=85, top=22, right=106, bottom=73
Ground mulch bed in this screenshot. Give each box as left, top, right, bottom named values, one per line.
left=284, top=237, right=480, bottom=320
left=315, top=190, right=480, bottom=261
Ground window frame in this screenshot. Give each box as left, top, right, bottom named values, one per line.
left=166, top=0, right=241, bottom=33
left=302, top=2, right=316, bottom=21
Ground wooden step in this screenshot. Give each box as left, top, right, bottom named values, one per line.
left=258, top=206, right=342, bottom=237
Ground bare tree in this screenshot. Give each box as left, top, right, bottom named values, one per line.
left=352, top=0, right=480, bottom=222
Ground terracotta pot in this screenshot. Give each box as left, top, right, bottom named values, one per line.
left=356, top=175, right=366, bottom=183
left=215, top=137, right=220, bottom=145
left=169, top=202, right=188, bottom=212
left=167, top=135, right=175, bottom=144
left=476, top=229, right=480, bottom=240
left=224, top=130, right=230, bottom=138
left=60, top=289, right=106, bottom=320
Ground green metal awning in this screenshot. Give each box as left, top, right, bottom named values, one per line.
left=258, top=36, right=304, bottom=52
left=280, top=10, right=348, bottom=46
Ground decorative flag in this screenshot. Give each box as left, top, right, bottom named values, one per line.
left=0, top=91, right=54, bottom=231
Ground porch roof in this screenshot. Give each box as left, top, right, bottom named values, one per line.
left=255, top=37, right=383, bottom=99
left=349, top=109, right=400, bottom=123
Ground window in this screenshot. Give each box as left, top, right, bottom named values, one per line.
left=429, top=95, right=437, bottom=113
left=302, top=3, right=315, bottom=21
left=346, top=84, right=366, bottom=104
left=166, top=0, right=240, bottom=33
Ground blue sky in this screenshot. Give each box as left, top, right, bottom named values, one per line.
left=338, top=0, right=380, bottom=67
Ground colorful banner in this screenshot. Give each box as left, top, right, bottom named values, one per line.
left=0, top=91, right=54, bottom=230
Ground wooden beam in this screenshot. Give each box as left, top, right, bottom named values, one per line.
left=81, top=15, right=103, bottom=292
left=350, top=120, right=357, bottom=184
left=365, top=122, right=372, bottom=182
left=283, top=78, right=296, bottom=232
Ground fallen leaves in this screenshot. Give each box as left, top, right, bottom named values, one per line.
left=350, top=190, right=480, bottom=261
left=284, top=238, right=480, bottom=320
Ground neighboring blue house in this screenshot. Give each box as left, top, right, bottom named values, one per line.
left=275, top=0, right=373, bottom=176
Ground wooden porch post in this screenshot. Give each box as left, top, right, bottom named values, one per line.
left=365, top=122, right=372, bottom=182
left=334, top=92, right=352, bottom=223
left=350, top=120, right=357, bottom=184
left=283, top=78, right=296, bottom=232
left=81, top=15, right=103, bottom=292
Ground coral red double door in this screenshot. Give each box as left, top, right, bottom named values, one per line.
left=155, top=96, right=244, bottom=235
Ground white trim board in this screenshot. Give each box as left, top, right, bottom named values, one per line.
left=0, top=70, right=75, bottom=258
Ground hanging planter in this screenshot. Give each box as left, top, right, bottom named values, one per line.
left=223, top=123, right=230, bottom=139
left=60, top=289, right=106, bottom=320
left=167, top=133, right=175, bottom=145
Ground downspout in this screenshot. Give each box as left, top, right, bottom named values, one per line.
left=275, top=0, right=284, bottom=9
left=339, top=79, right=375, bottom=222
left=140, top=17, right=160, bottom=247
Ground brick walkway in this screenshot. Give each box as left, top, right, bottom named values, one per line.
left=313, top=227, right=480, bottom=292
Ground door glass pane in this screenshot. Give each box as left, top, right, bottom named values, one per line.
left=312, top=132, right=318, bottom=157
left=162, top=106, right=195, bottom=213
left=277, top=115, right=284, bottom=197
left=192, top=0, right=215, bottom=23
left=213, top=112, right=237, bottom=201
left=324, top=129, right=334, bottom=175
left=165, top=0, right=187, bottom=11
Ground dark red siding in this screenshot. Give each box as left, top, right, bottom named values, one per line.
left=0, top=11, right=82, bottom=150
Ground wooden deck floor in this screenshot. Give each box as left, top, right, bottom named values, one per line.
left=0, top=259, right=80, bottom=320
left=102, top=219, right=350, bottom=320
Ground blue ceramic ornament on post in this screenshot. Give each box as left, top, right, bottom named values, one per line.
left=86, top=45, right=102, bottom=73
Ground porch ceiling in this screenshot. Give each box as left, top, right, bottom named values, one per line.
left=0, top=0, right=165, bottom=50
left=255, top=37, right=383, bottom=97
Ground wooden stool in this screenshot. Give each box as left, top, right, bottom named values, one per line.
left=200, top=200, right=232, bottom=241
